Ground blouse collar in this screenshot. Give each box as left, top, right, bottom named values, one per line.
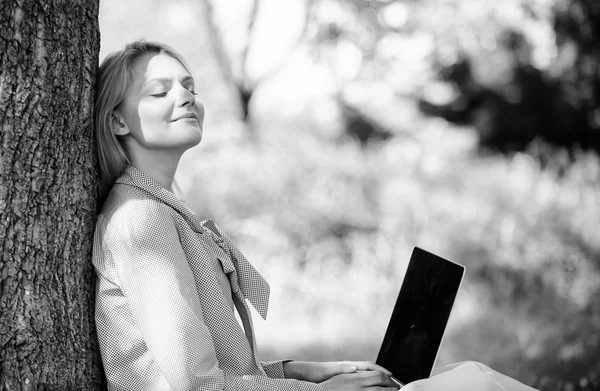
left=114, top=165, right=270, bottom=320
left=115, top=165, right=205, bottom=233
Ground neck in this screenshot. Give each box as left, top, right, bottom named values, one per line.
left=129, top=149, right=182, bottom=192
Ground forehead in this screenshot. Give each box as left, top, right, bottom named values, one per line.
left=130, top=53, right=191, bottom=86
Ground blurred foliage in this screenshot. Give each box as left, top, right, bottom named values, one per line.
left=187, top=119, right=600, bottom=391
left=552, top=0, right=600, bottom=149
left=302, top=0, right=600, bottom=158
left=100, top=0, right=600, bottom=390
left=417, top=0, right=600, bottom=160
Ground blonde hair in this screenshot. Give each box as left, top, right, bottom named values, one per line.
left=94, top=40, right=191, bottom=207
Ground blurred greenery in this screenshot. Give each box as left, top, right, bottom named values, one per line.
left=100, top=0, right=600, bottom=389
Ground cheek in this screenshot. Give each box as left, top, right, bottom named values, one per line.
left=137, top=101, right=172, bottom=128
left=121, top=105, right=141, bottom=135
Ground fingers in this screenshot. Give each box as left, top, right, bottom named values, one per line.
left=321, top=372, right=400, bottom=391
left=352, top=361, right=393, bottom=376
left=337, top=362, right=359, bottom=373
left=309, top=361, right=358, bottom=383
left=349, top=370, right=399, bottom=388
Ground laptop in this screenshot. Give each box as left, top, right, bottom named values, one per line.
left=375, top=247, right=465, bottom=388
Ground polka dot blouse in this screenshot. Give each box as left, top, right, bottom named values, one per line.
left=93, top=166, right=326, bottom=391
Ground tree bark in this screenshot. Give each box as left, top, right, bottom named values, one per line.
left=0, top=1, right=104, bottom=389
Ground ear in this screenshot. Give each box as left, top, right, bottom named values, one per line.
left=110, top=111, right=130, bottom=136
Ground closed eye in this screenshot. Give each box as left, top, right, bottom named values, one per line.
left=150, top=92, right=167, bottom=98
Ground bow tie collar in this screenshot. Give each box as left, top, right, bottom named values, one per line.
left=115, top=166, right=270, bottom=319
left=202, top=220, right=270, bottom=320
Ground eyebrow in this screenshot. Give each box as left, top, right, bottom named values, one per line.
left=143, top=75, right=195, bottom=87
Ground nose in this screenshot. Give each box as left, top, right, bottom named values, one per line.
left=178, top=86, right=195, bottom=107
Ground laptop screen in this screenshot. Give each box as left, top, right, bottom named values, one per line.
left=376, top=247, right=465, bottom=386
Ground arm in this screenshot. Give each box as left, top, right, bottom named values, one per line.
left=201, top=220, right=398, bottom=390
left=282, top=361, right=394, bottom=384
left=106, top=201, right=326, bottom=391
left=262, top=360, right=291, bottom=378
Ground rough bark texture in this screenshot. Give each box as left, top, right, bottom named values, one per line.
left=0, top=1, right=104, bottom=389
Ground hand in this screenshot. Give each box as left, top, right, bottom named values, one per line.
left=320, top=370, right=400, bottom=391
left=283, top=361, right=394, bottom=383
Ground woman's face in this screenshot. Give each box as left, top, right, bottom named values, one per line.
left=116, top=53, right=204, bottom=153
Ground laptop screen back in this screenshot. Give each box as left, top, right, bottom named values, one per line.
left=376, top=247, right=465, bottom=386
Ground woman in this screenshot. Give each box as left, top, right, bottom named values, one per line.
left=92, top=40, right=538, bottom=391
left=93, top=40, right=398, bottom=391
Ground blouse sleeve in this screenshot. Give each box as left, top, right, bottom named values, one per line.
left=102, top=200, right=325, bottom=391
left=261, top=360, right=290, bottom=378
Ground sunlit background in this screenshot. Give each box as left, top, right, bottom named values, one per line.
left=99, top=1, right=600, bottom=389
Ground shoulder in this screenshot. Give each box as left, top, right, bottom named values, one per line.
left=97, top=185, right=178, bottom=245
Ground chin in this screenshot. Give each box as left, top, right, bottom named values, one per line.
left=177, top=124, right=203, bottom=144
left=154, top=124, right=203, bottom=150
left=183, top=131, right=203, bottom=149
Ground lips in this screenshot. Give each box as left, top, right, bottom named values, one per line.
left=172, top=112, right=198, bottom=122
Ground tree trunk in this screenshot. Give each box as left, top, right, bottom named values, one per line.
left=0, top=1, right=104, bottom=389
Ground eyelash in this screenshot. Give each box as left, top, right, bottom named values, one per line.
left=150, top=90, right=198, bottom=98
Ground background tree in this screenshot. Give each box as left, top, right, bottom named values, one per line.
left=203, top=0, right=311, bottom=129
left=0, top=1, right=104, bottom=389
